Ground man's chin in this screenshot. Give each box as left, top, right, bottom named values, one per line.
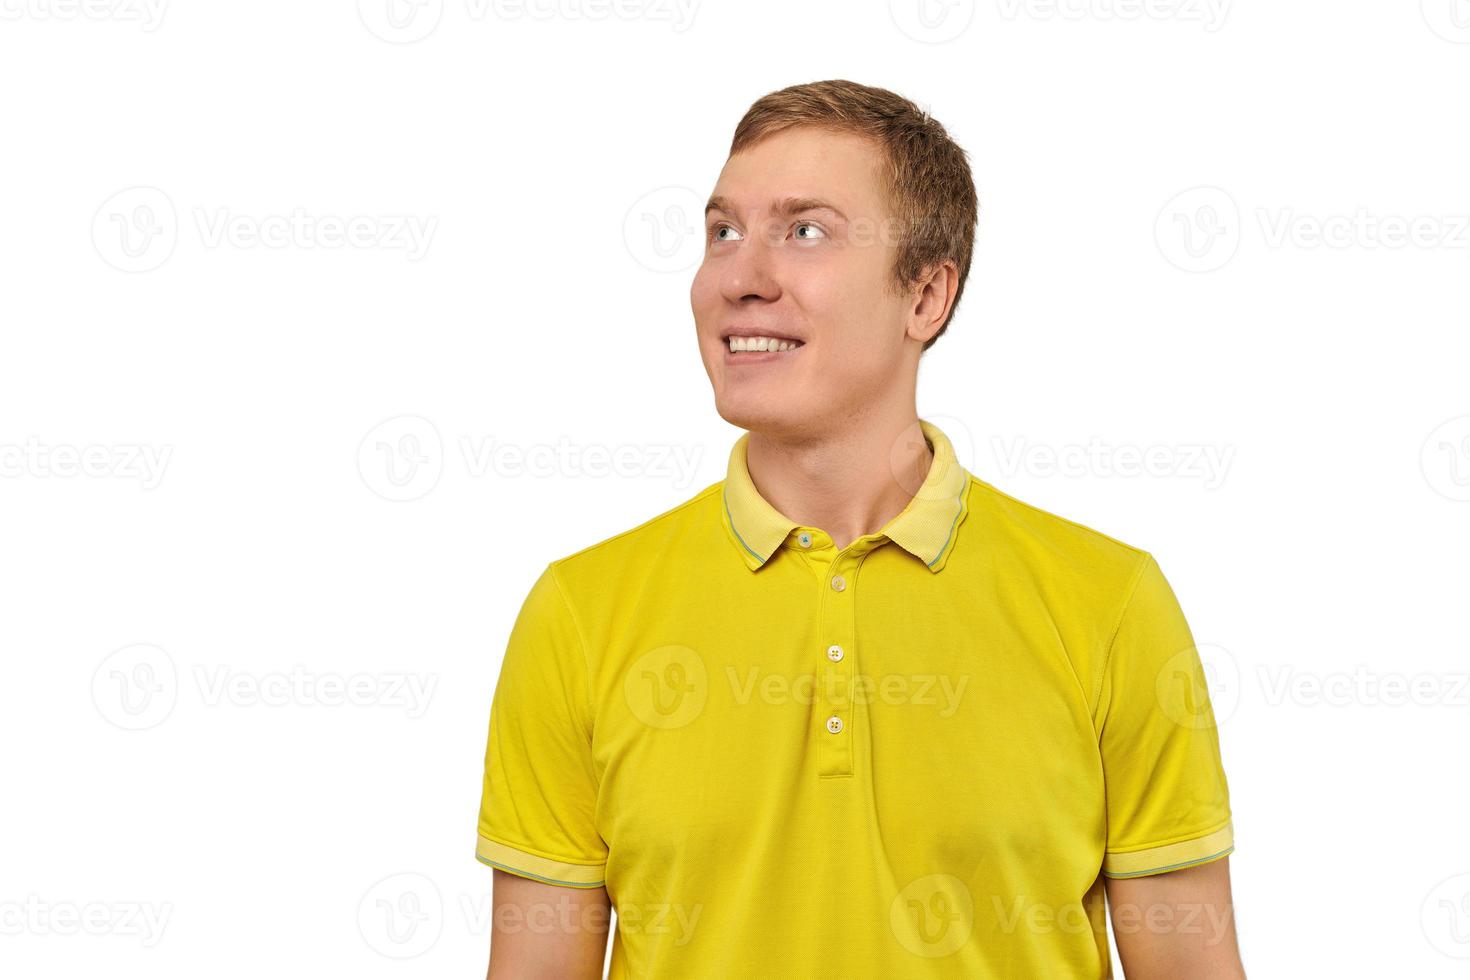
left=713, top=392, right=816, bottom=436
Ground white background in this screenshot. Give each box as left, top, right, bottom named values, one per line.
left=3, top=1, right=1468, bottom=976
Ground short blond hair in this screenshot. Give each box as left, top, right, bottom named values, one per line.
left=729, top=79, right=979, bottom=350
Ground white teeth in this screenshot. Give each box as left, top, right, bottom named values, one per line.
left=728, top=335, right=803, bottom=353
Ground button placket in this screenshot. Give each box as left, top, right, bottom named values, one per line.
left=817, top=552, right=859, bottom=778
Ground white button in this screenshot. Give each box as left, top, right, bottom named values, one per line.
left=830, top=574, right=846, bottom=592
left=827, top=644, right=844, bottom=662
left=826, top=715, right=844, bottom=734
left=797, top=532, right=812, bottom=548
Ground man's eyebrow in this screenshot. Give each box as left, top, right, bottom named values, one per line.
left=704, top=195, right=849, bottom=221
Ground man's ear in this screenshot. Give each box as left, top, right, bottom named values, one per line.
left=906, top=259, right=960, bottom=344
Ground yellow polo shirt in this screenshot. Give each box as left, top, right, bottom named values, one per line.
left=475, top=418, right=1234, bottom=977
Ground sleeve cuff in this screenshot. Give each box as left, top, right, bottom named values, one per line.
left=475, top=834, right=607, bottom=889
left=1102, top=820, right=1234, bottom=878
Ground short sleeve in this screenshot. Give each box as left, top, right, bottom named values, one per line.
left=475, top=563, right=608, bottom=888
left=1095, top=553, right=1234, bottom=878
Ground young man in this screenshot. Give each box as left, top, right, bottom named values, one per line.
left=475, top=79, right=1243, bottom=979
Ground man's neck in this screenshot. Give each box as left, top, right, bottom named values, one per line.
left=744, top=415, right=933, bottom=552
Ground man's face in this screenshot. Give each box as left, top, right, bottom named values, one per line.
left=691, top=126, right=919, bottom=437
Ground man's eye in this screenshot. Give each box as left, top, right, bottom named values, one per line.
left=793, top=222, right=826, bottom=240
left=710, top=224, right=742, bottom=242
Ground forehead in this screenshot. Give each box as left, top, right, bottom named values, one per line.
left=710, top=127, right=889, bottom=219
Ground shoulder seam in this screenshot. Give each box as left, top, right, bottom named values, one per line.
left=1090, top=550, right=1156, bottom=731
left=544, top=561, right=596, bottom=740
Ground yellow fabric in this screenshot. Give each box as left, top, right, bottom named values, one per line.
left=476, top=418, right=1234, bottom=977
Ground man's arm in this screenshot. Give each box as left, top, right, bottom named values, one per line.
left=486, top=870, right=611, bottom=980
left=1104, top=855, right=1244, bottom=979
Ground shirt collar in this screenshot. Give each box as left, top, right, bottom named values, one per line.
left=720, top=418, right=971, bottom=573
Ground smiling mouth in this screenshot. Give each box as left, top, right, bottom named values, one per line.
left=724, top=335, right=806, bottom=354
